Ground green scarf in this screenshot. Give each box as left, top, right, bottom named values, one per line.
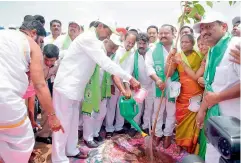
left=62, top=35, right=72, bottom=50
left=119, top=50, right=131, bottom=64
left=133, top=49, right=150, bottom=81
left=82, top=28, right=101, bottom=116
left=133, top=50, right=139, bottom=81
left=152, top=42, right=179, bottom=102
left=101, top=54, right=115, bottom=100
left=198, top=33, right=232, bottom=160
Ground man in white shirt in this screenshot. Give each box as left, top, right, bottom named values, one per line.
left=0, top=19, right=63, bottom=163
left=44, top=19, right=62, bottom=45
left=105, top=31, right=137, bottom=138
left=52, top=20, right=140, bottom=162
left=147, top=25, right=159, bottom=47
left=145, top=24, right=177, bottom=149
left=194, top=11, right=240, bottom=163
left=82, top=34, right=131, bottom=148
left=127, top=32, right=154, bottom=137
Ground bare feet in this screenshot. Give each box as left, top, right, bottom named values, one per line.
left=163, top=136, right=171, bottom=149
left=154, top=136, right=163, bottom=146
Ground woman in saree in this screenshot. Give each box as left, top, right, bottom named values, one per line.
left=181, top=35, right=209, bottom=88
left=167, top=34, right=204, bottom=154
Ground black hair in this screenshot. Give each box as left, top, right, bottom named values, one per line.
left=129, top=28, right=138, bottom=34
left=125, top=31, right=138, bottom=40
left=147, top=25, right=158, bottom=33
left=50, top=19, right=62, bottom=27
left=24, top=15, right=35, bottom=22
left=92, top=21, right=109, bottom=28
left=161, top=24, right=175, bottom=35
left=137, top=32, right=149, bottom=43
left=89, top=21, right=96, bottom=28
left=43, top=44, right=59, bottom=59
left=34, top=15, right=45, bottom=25
left=20, top=20, right=46, bottom=37
left=181, top=34, right=195, bottom=46
left=180, top=26, right=194, bottom=34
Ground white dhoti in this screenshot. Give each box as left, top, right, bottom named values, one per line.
left=140, top=84, right=155, bottom=130
left=0, top=118, right=34, bottom=163
left=52, top=89, right=80, bottom=163
left=82, top=99, right=108, bottom=141
left=105, top=88, right=124, bottom=132
left=153, top=97, right=176, bottom=137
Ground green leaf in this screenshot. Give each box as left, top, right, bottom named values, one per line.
left=192, top=1, right=199, bottom=4
left=194, top=4, right=205, bottom=16
left=229, top=1, right=233, bottom=5
left=187, top=7, right=198, bottom=18
left=184, top=16, right=191, bottom=24
left=194, top=19, right=199, bottom=24
left=178, top=15, right=183, bottom=23
left=206, top=1, right=213, bottom=8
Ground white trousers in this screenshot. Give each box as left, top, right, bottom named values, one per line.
left=205, top=143, right=220, bottom=163
left=0, top=118, right=34, bottom=163
left=153, top=97, right=176, bottom=137
left=82, top=99, right=108, bottom=141
left=105, top=88, right=124, bottom=132
left=141, top=84, right=155, bottom=130
left=52, top=89, right=80, bottom=163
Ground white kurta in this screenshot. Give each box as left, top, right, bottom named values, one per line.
left=0, top=30, right=34, bottom=163
left=53, top=31, right=132, bottom=102
left=53, top=34, right=72, bottom=60
left=132, top=51, right=154, bottom=130
left=44, top=34, right=58, bottom=45
left=145, top=44, right=176, bottom=137
left=52, top=29, right=132, bottom=163
left=206, top=36, right=241, bottom=163
left=105, top=46, right=135, bottom=132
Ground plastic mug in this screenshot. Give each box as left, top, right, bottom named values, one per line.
left=134, top=88, right=148, bottom=103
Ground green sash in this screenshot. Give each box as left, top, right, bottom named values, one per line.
left=133, top=48, right=150, bottom=81
left=152, top=42, right=179, bottom=102
left=101, top=54, right=115, bottom=100
left=198, top=33, right=232, bottom=160
left=62, top=35, right=72, bottom=50
left=82, top=28, right=101, bottom=116
left=133, top=50, right=139, bottom=81
left=82, top=65, right=101, bottom=116
left=119, top=50, right=131, bottom=64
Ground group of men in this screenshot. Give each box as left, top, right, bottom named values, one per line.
left=0, top=11, right=240, bottom=163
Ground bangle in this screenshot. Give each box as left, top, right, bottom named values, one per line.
left=48, top=112, right=56, bottom=117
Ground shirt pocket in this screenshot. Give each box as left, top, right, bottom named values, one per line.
left=213, top=66, right=229, bottom=86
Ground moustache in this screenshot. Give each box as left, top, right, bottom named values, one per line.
left=203, top=33, right=211, bottom=38
left=161, top=37, right=167, bottom=40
